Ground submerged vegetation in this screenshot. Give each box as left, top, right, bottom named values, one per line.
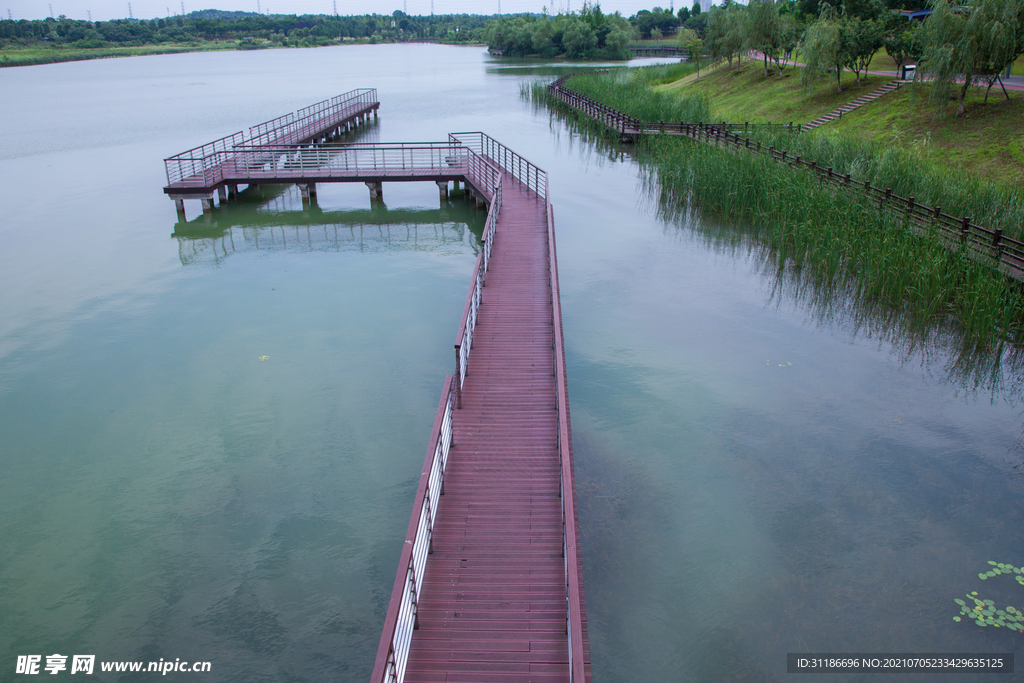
left=529, top=68, right=1024, bottom=393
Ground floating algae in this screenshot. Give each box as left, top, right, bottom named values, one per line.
left=953, top=562, right=1024, bottom=633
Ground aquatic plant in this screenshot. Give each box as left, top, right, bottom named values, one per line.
left=558, top=69, right=712, bottom=124
left=526, top=73, right=1024, bottom=395
left=953, top=562, right=1024, bottom=632
left=743, top=127, right=1024, bottom=242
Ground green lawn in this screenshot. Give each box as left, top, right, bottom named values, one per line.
left=657, top=59, right=1024, bottom=183
left=831, top=84, right=1024, bottom=184
left=657, top=60, right=894, bottom=124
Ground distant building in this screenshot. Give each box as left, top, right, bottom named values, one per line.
left=896, top=8, right=933, bottom=20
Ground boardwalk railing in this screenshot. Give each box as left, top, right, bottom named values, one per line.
left=450, top=132, right=548, bottom=199
left=548, top=200, right=586, bottom=683
left=371, top=375, right=457, bottom=683
left=454, top=152, right=503, bottom=407
left=165, top=141, right=504, bottom=195
left=164, top=88, right=379, bottom=187
left=247, top=89, right=377, bottom=147
left=548, top=75, right=1024, bottom=279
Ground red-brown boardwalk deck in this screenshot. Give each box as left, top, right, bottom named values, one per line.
left=402, top=172, right=591, bottom=683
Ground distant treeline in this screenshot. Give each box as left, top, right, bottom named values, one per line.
left=0, top=10, right=489, bottom=49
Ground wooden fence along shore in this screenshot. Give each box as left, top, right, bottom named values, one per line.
left=547, top=75, right=1024, bottom=281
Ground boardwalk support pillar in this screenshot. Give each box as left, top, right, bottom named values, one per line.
left=200, top=198, right=214, bottom=214
left=217, top=185, right=228, bottom=204
left=174, top=199, right=186, bottom=222
left=436, top=181, right=448, bottom=201
left=299, top=183, right=318, bottom=208
left=227, top=184, right=239, bottom=200
left=366, top=181, right=383, bottom=201
left=453, top=180, right=460, bottom=191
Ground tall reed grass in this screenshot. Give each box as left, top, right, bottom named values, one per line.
left=529, top=75, right=1024, bottom=390
left=651, top=134, right=1024, bottom=389
left=550, top=69, right=1024, bottom=241
left=565, top=68, right=712, bottom=123
left=745, top=127, right=1024, bottom=241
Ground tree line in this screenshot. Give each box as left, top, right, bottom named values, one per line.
left=682, top=0, right=1024, bottom=115
left=484, top=3, right=634, bottom=59
left=0, top=10, right=490, bottom=49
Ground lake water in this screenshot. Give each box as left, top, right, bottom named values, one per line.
left=1, top=44, right=1022, bottom=683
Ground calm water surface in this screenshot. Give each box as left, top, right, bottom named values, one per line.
left=1, top=45, right=1022, bottom=682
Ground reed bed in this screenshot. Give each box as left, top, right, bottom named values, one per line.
left=653, top=135, right=1024, bottom=388
left=745, top=127, right=1024, bottom=242
left=528, top=77, right=1024, bottom=390
left=561, top=68, right=712, bottom=124
left=551, top=68, right=1024, bottom=241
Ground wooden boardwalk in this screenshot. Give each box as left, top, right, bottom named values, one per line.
left=402, top=174, right=590, bottom=683
left=162, top=112, right=591, bottom=682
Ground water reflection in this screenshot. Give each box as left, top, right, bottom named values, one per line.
left=539, top=100, right=1024, bottom=406
left=172, top=185, right=486, bottom=266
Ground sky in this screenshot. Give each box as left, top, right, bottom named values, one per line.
left=4, top=0, right=692, bottom=21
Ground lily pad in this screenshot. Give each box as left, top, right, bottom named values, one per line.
left=955, top=599, right=966, bottom=606
left=986, top=571, right=997, bottom=578
left=976, top=619, right=987, bottom=627
left=988, top=561, right=998, bottom=565
left=979, top=573, right=988, bottom=580
left=984, top=599, right=995, bottom=606
left=954, top=616, right=961, bottom=622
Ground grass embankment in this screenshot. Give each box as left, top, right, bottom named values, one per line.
left=660, top=61, right=1024, bottom=186
left=653, top=62, right=1024, bottom=240
left=658, top=63, right=895, bottom=124
left=535, top=69, right=1024, bottom=384
left=0, top=41, right=242, bottom=67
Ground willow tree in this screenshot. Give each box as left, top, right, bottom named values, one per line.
left=745, top=0, right=785, bottom=76
left=705, top=4, right=746, bottom=68
left=923, top=0, right=1024, bottom=115
left=801, top=3, right=847, bottom=91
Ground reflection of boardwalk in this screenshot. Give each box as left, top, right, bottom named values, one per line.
left=174, top=222, right=480, bottom=266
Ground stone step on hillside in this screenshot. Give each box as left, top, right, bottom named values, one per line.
left=801, top=79, right=905, bottom=131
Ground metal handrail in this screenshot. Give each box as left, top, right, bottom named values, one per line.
left=449, top=132, right=547, bottom=199
left=453, top=154, right=502, bottom=407
left=166, top=144, right=474, bottom=188
left=370, top=376, right=456, bottom=683
left=548, top=201, right=586, bottom=683
left=164, top=88, right=379, bottom=186
left=249, top=89, right=374, bottom=139
left=248, top=89, right=378, bottom=147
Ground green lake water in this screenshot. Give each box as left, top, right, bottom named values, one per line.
left=1, top=44, right=1022, bottom=682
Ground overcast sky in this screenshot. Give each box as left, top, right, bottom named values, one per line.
left=5, top=0, right=691, bottom=21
